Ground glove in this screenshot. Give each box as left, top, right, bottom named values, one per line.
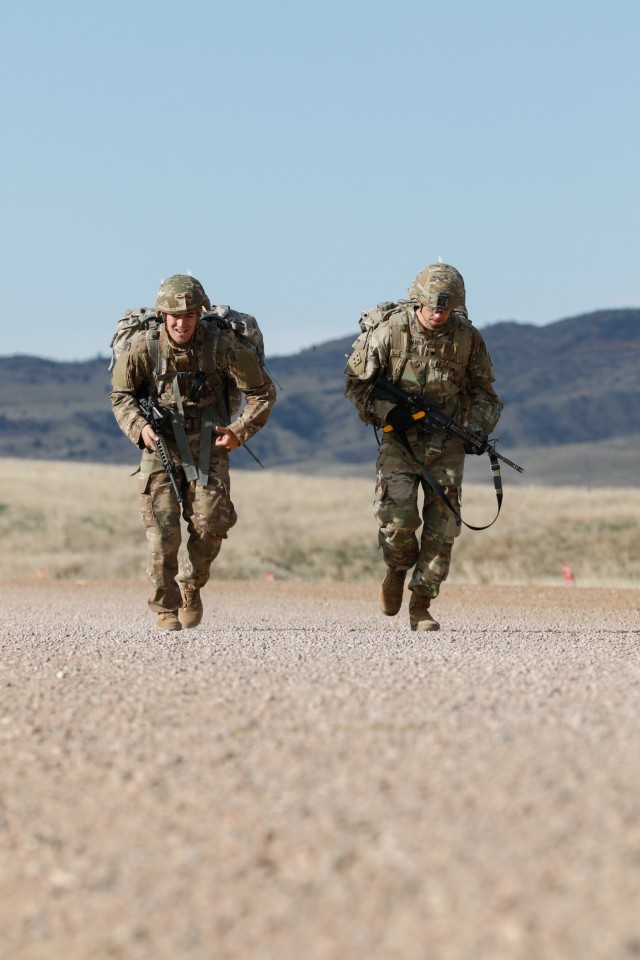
left=463, top=431, right=488, bottom=455
left=385, top=405, right=415, bottom=433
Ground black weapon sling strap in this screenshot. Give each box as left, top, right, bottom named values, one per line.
left=380, top=425, right=503, bottom=532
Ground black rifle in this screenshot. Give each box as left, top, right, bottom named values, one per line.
left=138, top=395, right=184, bottom=506
left=370, top=376, right=524, bottom=530
left=371, top=377, right=523, bottom=473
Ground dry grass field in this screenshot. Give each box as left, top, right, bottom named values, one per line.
left=0, top=457, right=638, bottom=587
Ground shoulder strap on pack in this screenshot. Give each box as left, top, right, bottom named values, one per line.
left=358, top=300, right=398, bottom=334
left=452, top=307, right=473, bottom=368
left=200, top=314, right=223, bottom=376
left=199, top=309, right=231, bottom=421
left=145, top=321, right=164, bottom=385
left=387, top=307, right=412, bottom=384
left=109, top=307, right=160, bottom=372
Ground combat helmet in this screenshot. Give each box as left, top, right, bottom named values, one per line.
left=408, top=263, right=465, bottom=311
left=155, top=274, right=210, bottom=314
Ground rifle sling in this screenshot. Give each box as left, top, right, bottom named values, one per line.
left=392, top=427, right=503, bottom=532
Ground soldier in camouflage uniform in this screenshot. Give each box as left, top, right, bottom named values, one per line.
left=110, top=275, right=276, bottom=632
left=344, top=264, right=503, bottom=631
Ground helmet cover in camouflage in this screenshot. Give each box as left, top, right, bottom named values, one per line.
left=155, top=274, right=210, bottom=314
left=408, top=263, right=466, bottom=310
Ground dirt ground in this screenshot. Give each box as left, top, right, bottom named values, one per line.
left=1, top=580, right=640, bottom=960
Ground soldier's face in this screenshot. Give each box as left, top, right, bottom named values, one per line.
left=165, top=309, right=200, bottom=345
left=417, top=304, right=453, bottom=331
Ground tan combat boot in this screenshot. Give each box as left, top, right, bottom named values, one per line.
left=156, top=611, right=182, bottom=632
left=409, top=593, right=440, bottom=632
left=379, top=568, right=407, bottom=616
left=179, top=586, right=203, bottom=629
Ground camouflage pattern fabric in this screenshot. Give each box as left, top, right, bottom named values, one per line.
left=408, top=263, right=466, bottom=310
left=110, top=315, right=276, bottom=613
left=345, top=301, right=502, bottom=600
left=345, top=303, right=502, bottom=437
left=139, top=456, right=237, bottom=613
left=111, top=321, right=275, bottom=449
left=374, top=433, right=463, bottom=599
left=156, top=274, right=210, bottom=314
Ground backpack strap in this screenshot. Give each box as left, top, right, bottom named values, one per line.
left=388, top=310, right=412, bottom=384
left=453, top=309, right=473, bottom=367
left=145, top=320, right=166, bottom=389
left=199, top=314, right=232, bottom=425
left=195, top=314, right=232, bottom=480
left=451, top=311, right=474, bottom=421
left=201, top=315, right=223, bottom=379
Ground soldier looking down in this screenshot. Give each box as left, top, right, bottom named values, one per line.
left=110, top=274, right=276, bottom=632
left=344, top=263, right=503, bottom=631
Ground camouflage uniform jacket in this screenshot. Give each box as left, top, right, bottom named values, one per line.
left=110, top=320, right=276, bottom=451
left=344, top=303, right=502, bottom=438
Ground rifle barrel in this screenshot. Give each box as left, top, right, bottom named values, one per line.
left=491, top=450, right=524, bottom=474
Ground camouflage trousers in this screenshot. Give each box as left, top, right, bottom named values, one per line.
left=139, top=451, right=237, bottom=613
left=374, top=432, right=464, bottom=600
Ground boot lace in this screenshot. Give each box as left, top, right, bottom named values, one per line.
left=183, top=587, right=199, bottom=607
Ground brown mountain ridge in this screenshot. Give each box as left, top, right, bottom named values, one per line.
left=1, top=308, right=638, bottom=486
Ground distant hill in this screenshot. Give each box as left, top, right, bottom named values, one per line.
left=1, top=309, right=639, bottom=486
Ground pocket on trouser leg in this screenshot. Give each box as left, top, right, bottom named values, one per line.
left=423, top=483, right=461, bottom=541
left=412, top=509, right=458, bottom=595
left=374, top=474, right=421, bottom=531
left=410, top=545, right=454, bottom=596
left=139, top=472, right=182, bottom=530
left=138, top=472, right=154, bottom=527
left=374, top=476, right=421, bottom=567
left=139, top=494, right=155, bottom=528
left=444, top=513, right=462, bottom=540
left=192, top=479, right=238, bottom=539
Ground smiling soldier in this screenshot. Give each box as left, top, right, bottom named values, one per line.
left=110, top=275, right=276, bottom=631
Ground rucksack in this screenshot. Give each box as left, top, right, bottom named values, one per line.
left=346, top=300, right=473, bottom=425
left=108, top=304, right=266, bottom=417
left=356, top=299, right=470, bottom=341
left=109, top=307, right=161, bottom=371
left=357, top=300, right=402, bottom=337
left=202, top=305, right=266, bottom=416
left=346, top=301, right=410, bottom=425
left=203, top=305, right=265, bottom=366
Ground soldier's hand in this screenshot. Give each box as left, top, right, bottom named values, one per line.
left=385, top=405, right=415, bottom=433
left=141, top=424, right=159, bottom=452
left=463, top=431, right=488, bottom=455
left=214, top=425, right=241, bottom=451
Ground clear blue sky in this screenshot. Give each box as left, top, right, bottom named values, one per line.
left=1, top=0, right=638, bottom=360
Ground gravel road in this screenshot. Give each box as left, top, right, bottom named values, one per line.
left=1, top=580, right=639, bottom=960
